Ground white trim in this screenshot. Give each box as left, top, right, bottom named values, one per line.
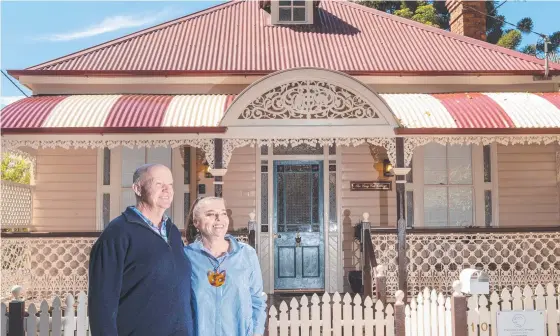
left=96, top=149, right=104, bottom=231
left=410, top=143, right=494, bottom=227
left=403, top=135, right=560, bottom=166
left=267, top=144, right=274, bottom=293
left=220, top=68, right=399, bottom=127
left=19, top=75, right=558, bottom=92
left=271, top=0, right=314, bottom=25
left=472, top=144, right=485, bottom=227
left=96, top=147, right=119, bottom=230
left=110, top=147, right=122, bottom=220
left=171, top=147, right=189, bottom=230
left=335, top=144, right=343, bottom=293
left=412, top=146, right=424, bottom=227
left=268, top=154, right=325, bottom=161
left=225, top=126, right=396, bottom=138
left=322, top=145, right=330, bottom=291
left=255, top=144, right=262, bottom=254
left=491, top=143, right=500, bottom=227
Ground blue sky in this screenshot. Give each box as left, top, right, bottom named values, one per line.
left=1, top=0, right=559, bottom=106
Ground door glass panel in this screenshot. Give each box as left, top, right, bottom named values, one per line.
left=277, top=164, right=321, bottom=232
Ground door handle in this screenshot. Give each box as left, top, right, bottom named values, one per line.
left=295, top=231, right=301, bottom=247
left=274, top=233, right=282, bottom=239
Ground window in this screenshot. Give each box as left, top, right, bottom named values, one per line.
left=272, top=0, right=313, bottom=25
left=99, top=146, right=192, bottom=230
left=121, top=147, right=173, bottom=215
left=423, top=143, right=473, bottom=227
left=406, top=143, right=495, bottom=227
left=279, top=0, right=306, bottom=22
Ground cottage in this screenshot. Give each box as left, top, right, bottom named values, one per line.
left=2, top=0, right=559, bottom=300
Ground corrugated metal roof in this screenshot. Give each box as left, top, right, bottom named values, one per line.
left=2, top=93, right=559, bottom=133
left=21, top=1, right=559, bottom=74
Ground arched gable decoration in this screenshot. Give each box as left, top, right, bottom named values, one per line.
left=220, top=68, right=399, bottom=127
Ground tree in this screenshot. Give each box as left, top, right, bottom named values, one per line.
left=354, top=1, right=560, bottom=58
left=1, top=154, right=31, bottom=184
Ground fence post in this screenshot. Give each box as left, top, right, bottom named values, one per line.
left=394, top=290, right=406, bottom=336
left=375, top=264, right=387, bottom=305
left=248, top=211, right=256, bottom=248
left=8, top=285, right=25, bottom=336
left=451, top=280, right=468, bottom=336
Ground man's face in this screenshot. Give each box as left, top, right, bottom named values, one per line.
left=138, top=165, right=174, bottom=211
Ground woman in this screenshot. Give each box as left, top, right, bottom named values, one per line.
left=184, top=196, right=267, bottom=336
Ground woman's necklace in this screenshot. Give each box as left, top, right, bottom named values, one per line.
left=206, top=252, right=227, bottom=287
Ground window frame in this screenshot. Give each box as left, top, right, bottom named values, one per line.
left=271, top=0, right=314, bottom=25
left=97, top=146, right=191, bottom=230
left=406, top=143, right=498, bottom=227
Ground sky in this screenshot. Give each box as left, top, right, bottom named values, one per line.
left=1, top=0, right=559, bottom=107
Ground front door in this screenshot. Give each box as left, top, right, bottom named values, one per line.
left=273, top=161, right=324, bottom=291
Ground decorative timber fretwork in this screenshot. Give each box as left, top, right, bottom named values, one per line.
left=403, top=135, right=560, bottom=166
left=239, top=80, right=380, bottom=120
left=2, top=138, right=217, bottom=171
left=222, top=137, right=396, bottom=167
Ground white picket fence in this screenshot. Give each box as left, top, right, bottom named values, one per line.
left=405, top=288, right=452, bottom=336
left=268, top=292, right=395, bottom=336
left=466, top=283, right=560, bottom=336
left=2, top=284, right=559, bottom=336
left=1, top=292, right=89, bottom=336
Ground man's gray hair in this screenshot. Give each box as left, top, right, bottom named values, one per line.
left=132, top=164, right=162, bottom=201
left=132, top=164, right=156, bottom=186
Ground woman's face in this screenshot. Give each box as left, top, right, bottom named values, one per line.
left=194, top=198, right=229, bottom=239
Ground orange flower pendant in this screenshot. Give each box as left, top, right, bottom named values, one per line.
left=207, top=270, right=226, bottom=287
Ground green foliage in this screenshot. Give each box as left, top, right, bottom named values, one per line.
left=497, top=30, right=522, bottom=50
left=394, top=6, right=413, bottom=19
left=1, top=154, right=31, bottom=184
left=516, top=17, right=533, bottom=34
left=354, top=0, right=559, bottom=57
left=411, top=3, right=439, bottom=27
left=355, top=0, right=446, bottom=28
left=520, top=44, right=537, bottom=56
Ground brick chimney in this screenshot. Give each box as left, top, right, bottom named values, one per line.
left=446, top=0, right=487, bottom=41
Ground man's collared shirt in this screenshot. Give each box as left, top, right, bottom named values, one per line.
left=131, top=206, right=168, bottom=243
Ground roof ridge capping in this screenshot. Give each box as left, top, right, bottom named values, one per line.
left=339, top=0, right=560, bottom=70
left=24, top=1, right=240, bottom=71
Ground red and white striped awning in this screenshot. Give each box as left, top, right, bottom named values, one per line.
left=384, top=92, right=560, bottom=131
left=1, top=93, right=559, bottom=134
left=1, top=95, right=234, bottom=133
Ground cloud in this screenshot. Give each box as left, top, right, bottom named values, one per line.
left=40, top=9, right=173, bottom=42
left=0, top=96, right=26, bottom=107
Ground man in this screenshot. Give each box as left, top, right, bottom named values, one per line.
left=88, top=164, right=194, bottom=336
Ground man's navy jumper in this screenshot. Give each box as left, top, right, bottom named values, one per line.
left=88, top=206, right=194, bottom=336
